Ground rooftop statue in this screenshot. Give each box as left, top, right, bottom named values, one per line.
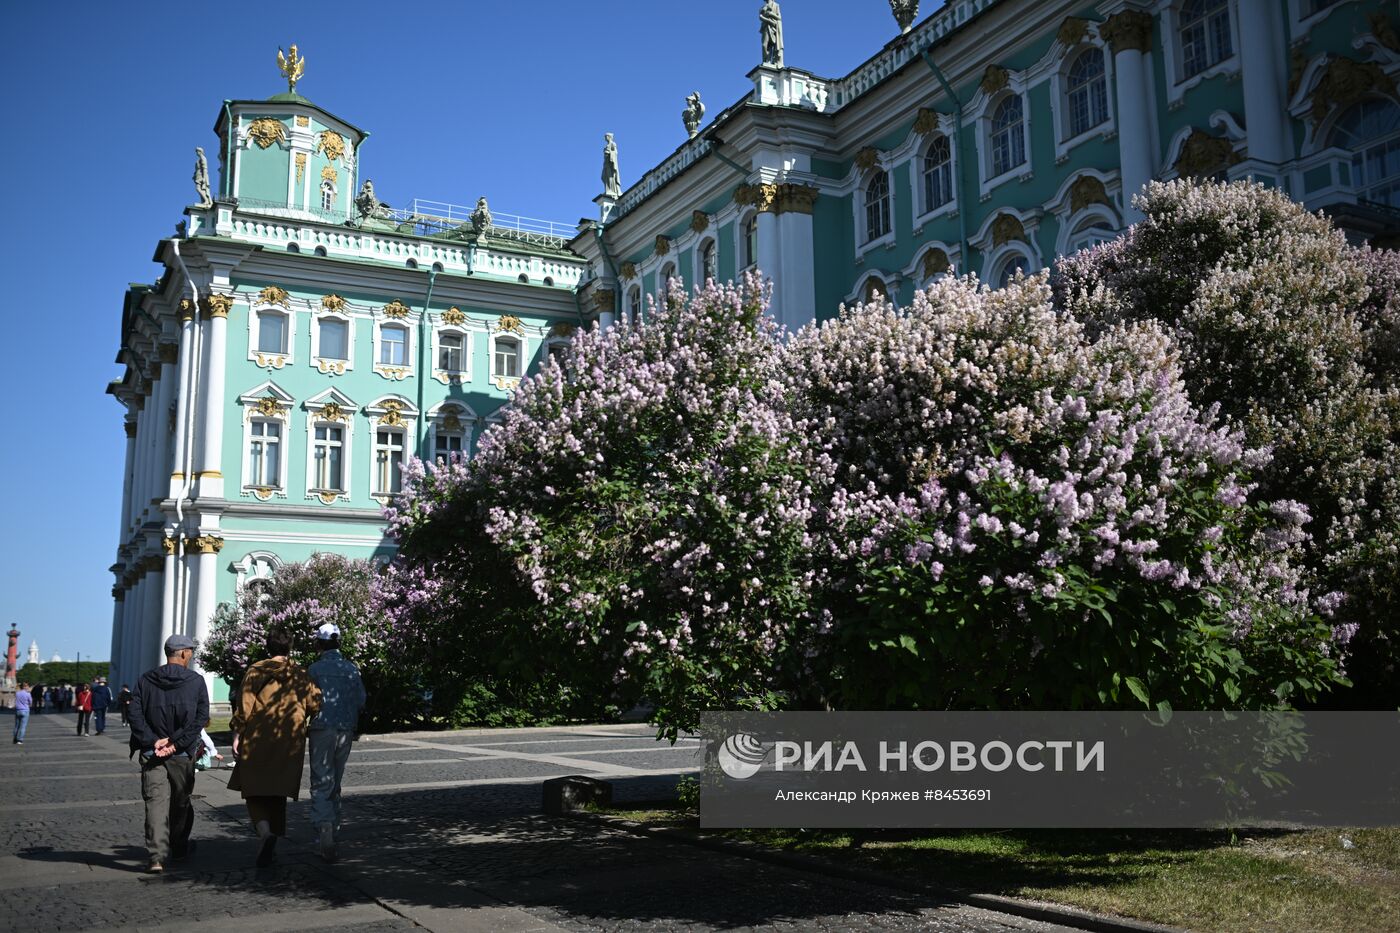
left=355, top=180, right=393, bottom=222
left=602, top=133, right=622, bottom=198
left=277, top=44, right=306, bottom=94
left=471, top=197, right=492, bottom=234
left=192, top=147, right=213, bottom=209
left=682, top=92, right=706, bottom=139
left=890, top=0, right=920, bottom=34
left=760, top=0, right=784, bottom=67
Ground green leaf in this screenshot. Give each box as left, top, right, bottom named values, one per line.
left=1124, top=676, right=1150, bottom=707
left=898, top=634, right=920, bottom=657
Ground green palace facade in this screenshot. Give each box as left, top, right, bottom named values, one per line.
left=108, top=1, right=1400, bottom=698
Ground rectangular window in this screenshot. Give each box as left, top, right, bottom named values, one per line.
left=313, top=424, right=344, bottom=491
left=248, top=420, right=281, bottom=487
left=380, top=326, right=407, bottom=366
left=435, top=432, right=463, bottom=459
left=438, top=333, right=464, bottom=372
left=258, top=313, right=286, bottom=355
left=374, top=429, right=404, bottom=494
left=494, top=338, right=520, bottom=378
left=319, top=319, right=348, bottom=360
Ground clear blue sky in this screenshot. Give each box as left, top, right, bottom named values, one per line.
left=0, top=1, right=904, bottom=663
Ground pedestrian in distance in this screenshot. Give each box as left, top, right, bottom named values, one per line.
left=75, top=682, right=93, bottom=736
left=118, top=683, right=133, bottom=725
left=62, top=683, right=73, bottom=712
left=12, top=682, right=31, bottom=744
left=307, top=622, right=365, bottom=862
left=229, top=630, right=322, bottom=868
left=129, top=633, right=210, bottom=874
left=91, top=677, right=113, bottom=735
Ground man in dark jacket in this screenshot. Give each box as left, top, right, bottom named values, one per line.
left=129, top=634, right=209, bottom=874
left=90, top=678, right=113, bottom=735
left=118, top=684, right=133, bottom=725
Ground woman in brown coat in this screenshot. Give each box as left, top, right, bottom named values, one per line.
left=229, top=630, right=322, bottom=867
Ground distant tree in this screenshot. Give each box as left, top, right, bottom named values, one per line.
left=18, top=660, right=110, bottom=685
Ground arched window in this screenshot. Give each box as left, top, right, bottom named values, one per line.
left=700, top=239, right=717, bottom=283
left=543, top=276, right=554, bottom=287
left=863, top=276, right=889, bottom=303
left=922, top=135, right=953, bottom=213
left=286, top=243, right=300, bottom=253
left=434, top=405, right=467, bottom=461
left=742, top=213, right=758, bottom=268
left=320, top=180, right=335, bottom=212
left=865, top=171, right=891, bottom=243
left=1180, top=0, right=1232, bottom=78
left=257, top=310, right=288, bottom=355
left=431, top=262, right=444, bottom=272
left=1331, top=98, right=1400, bottom=208
left=313, top=245, right=327, bottom=257
left=1067, top=50, right=1109, bottom=137
left=659, top=262, right=677, bottom=295
left=628, top=285, right=642, bottom=319
left=379, top=323, right=408, bottom=366
left=518, top=273, right=529, bottom=284
left=406, top=258, right=418, bottom=269
left=994, top=253, right=1029, bottom=289
left=493, top=336, right=520, bottom=378
left=990, top=96, right=1026, bottom=177
left=1068, top=217, right=1115, bottom=254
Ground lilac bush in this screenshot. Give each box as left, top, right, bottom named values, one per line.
left=1055, top=180, right=1399, bottom=704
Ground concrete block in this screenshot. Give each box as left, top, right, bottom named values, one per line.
left=542, top=775, right=612, bottom=815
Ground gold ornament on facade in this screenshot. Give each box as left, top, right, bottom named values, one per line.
left=1100, top=10, right=1152, bottom=55
left=980, top=65, right=1010, bottom=96
left=776, top=183, right=819, bottom=214
left=619, top=261, right=637, bottom=280
left=191, top=535, right=224, bottom=555
left=321, top=293, right=347, bottom=312
left=690, top=210, right=710, bottom=234
left=161, top=536, right=178, bottom=555
left=382, top=300, right=411, bottom=319
left=1069, top=175, right=1110, bottom=212
left=496, top=314, right=525, bottom=334
left=247, top=118, right=287, bottom=149
left=376, top=365, right=409, bottom=381
left=1370, top=13, right=1400, bottom=54
left=922, top=248, right=950, bottom=278
left=913, top=107, right=941, bottom=136
left=255, top=396, right=285, bottom=418
left=654, top=235, right=671, bottom=256
left=592, top=289, right=615, bottom=313
left=735, top=183, right=779, bottom=212
left=1173, top=129, right=1242, bottom=178
left=1308, top=56, right=1397, bottom=125
left=550, top=322, right=577, bottom=338
left=178, top=298, right=197, bottom=321
left=316, top=359, right=347, bottom=375
left=441, top=306, right=466, bottom=326
left=202, top=293, right=234, bottom=318
left=259, top=285, right=291, bottom=307
left=277, top=44, right=306, bottom=94
left=991, top=213, right=1026, bottom=246
left=319, top=402, right=345, bottom=423
left=318, top=492, right=338, bottom=505
left=256, top=353, right=287, bottom=370
left=440, top=407, right=464, bottom=433
left=317, top=130, right=346, bottom=163
left=1056, top=17, right=1090, bottom=47
left=855, top=147, right=881, bottom=171
left=379, top=400, right=406, bottom=427
left=295, top=152, right=307, bottom=183
left=295, top=115, right=310, bottom=128
left=321, top=165, right=338, bottom=185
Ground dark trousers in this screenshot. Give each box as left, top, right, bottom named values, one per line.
left=245, top=796, right=288, bottom=837
left=76, top=711, right=91, bottom=735
left=120, top=705, right=130, bottom=725
left=93, top=708, right=107, bottom=733
left=141, top=756, right=195, bottom=863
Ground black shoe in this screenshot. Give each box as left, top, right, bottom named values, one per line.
left=171, top=840, right=196, bottom=861
left=256, top=834, right=277, bottom=868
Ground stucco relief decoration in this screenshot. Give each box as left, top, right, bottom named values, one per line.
left=1069, top=175, right=1110, bottom=212
left=247, top=118, right=287, bottom=149
left=255, top=396, right=286, bottom=418
left=192, top=535, right=225, bottom=555
left=295, top=115, right=310, bottom=128
left=1369, top=13, right=1400, bottom=55
left=922, top=248, right=950, bottom=278
left=1100, top=10, right=1152, bottom=55
left=1309, top=56, right=1397, bottom=125
left=317, top=359, right=347, bottom=376
left=980, top=65, right=1009, bottom=97
left=322, top=166, right=339, bottom=185
left=161, top=536, right=178, bottom=555
left=317, top=131, right=347, bottom=163
left=441, top=307, right=466, bottom=326
left=690, top=210, right=710, bottom=233
left=318, top=492, right=339, bottom=505
left=259, top=286, right=291, bottom=307
left=654, top=235, right=671, bottom=256
left=202, top=293, right=234, bottom=318
left=383, top=300, right=411, bottom=319
left=378, top=400, right=405, bottom=427
left=855, top=147, right=881, bottom=171
left=913, top=107, right=940, bottom=136
left=1174, top=129, right=1242, bottom=177
left=295, top=152, right=307, bottom=184
left=319, top=402, right=345, bottom=423
left=620, top=261, right=637, bottom=280
left=550, top=322, right=577, bottom=338
left=1057, top=17, right=1090, bottom=48
left=496, top=315, right=525, bottom=334
left=178, top=298, right=196, bottom=321
left=440, top=407, right=464, bottom=433
left=256, top=353, right=287, bottom=370
left=776, top=183, right=819, bottom=214
left=592, top=290, right=616, bottom=313
left=889, top=0, right=919, bottom=35
left=321, top=294, right=348, bottom=312
left=991, top=213, right=1026, bottom=246
left=735, top=183, right=778, bottom=212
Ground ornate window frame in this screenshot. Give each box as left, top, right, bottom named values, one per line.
left=977, top=89, right=1034, bottom=196
left=1159, top=0, right=1241, bottom=106
left=845, top=269, right=896, bottom=307
left=428, top=401, right=477, bottom=463
left=489, top=325, right=528, bottom=392
left=303, top=388, right=356, bottom=503
left=901, top=241, right=962, bottom=290
left=373, top=317, right=412, bottom=381
left=971, top=206, right=1045, bottom=283
left=626, top=284, right=643, bottom=322
left=737, top=209, right=760, bottom=270
left=657, top=261, right=678, bottom=300
left=432, top=311, right=473, bottom=386
left=236, top=382, right=294, bottom=501
left=695, top=235, right=718, bottom=285
left=1051, top=42, right=1117, bottom=161
left=913, top=123, right=959, bottom=229
left=855, top=166, right=896, bottom=255
left=248, top=302, right=295, bottom=371
left=233, top=551, right=282, bottom=594
left=365, top=395, right=417, bottom=502
left=1048, top=169, right=1124, bottom=256
left=309, top=307, right=355, bottom=376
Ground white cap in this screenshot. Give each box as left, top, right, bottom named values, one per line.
left=316, top=622, right=341, bottom=640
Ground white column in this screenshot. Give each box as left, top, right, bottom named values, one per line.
left=108, top=593, right=125, bottom=686
left=170, top=303, right=197, bottom=498
left=775, top=185, right=818, bottom=334
left=129, top=400, right=149, bottom=530
left=196, top=298, right=230, bottom=501
left=160, top=543, right=178, bottom=651
left=118, top=421, right=137, bottom=535
left=143, top=563, right=165, bottom=672
left=1237, top=0, right=1288, bottom=168
left=123, top=576, right=143, bottom=676
left=1104, top=10, right=1157, bottom=223
left=151, top=350, right=177, bottom=502
left=191, top=537, right=223, bottom=651
left=756, top=205, right=781, bottom=321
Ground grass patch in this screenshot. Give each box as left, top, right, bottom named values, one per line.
left=605, top=807, right=1400, bottom=932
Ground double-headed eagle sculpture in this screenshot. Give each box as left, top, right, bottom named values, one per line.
left=277, top=44, right=306, bottom=93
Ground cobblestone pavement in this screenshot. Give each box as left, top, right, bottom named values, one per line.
left=1, top=711, right=1075, bottom=933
